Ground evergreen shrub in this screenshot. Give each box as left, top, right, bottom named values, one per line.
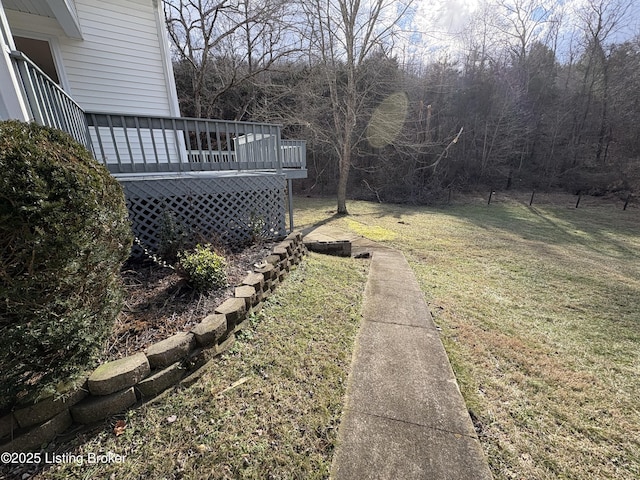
left=0, top=121, right=133, bottom=411
left=178, top=244, right=227, bottom=292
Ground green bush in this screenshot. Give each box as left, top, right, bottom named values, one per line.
left=178, top=244, right=227, bottom=292
left=0, top=121, right=133, bottom=411
left=157, top=209, right=186, bottom=263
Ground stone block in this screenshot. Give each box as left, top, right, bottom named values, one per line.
left=278, top=240, right=294, bottom=254
left=14, top=388, right=87, bottom=429
left=215, top=333, right=236, bottom=355
left=70, top=387, right=137, bottom=424
left=136, top=363, right=185, bottom=399
left=183, top=348, right=210, bottom=374
left=261, top=284, right=272, bottom=299
left=191, top=314, right=227, bottom=347
left=215, top=297, right=247, bottom=328
left=146, top=332, right=196, bottom=369
left=305, top=240, right=352, bottom=257
left=265, top=254, right=281, bottom=266
left=285, top=231, right=302, bottom=244
left=180, top=335, right=236, bottom=388
left=235, top=285, right=257, bottom=309
left=0, top=410, right=72, bottom=453
left=241, top=272, right=264, bottom=291
left=255, top=263, right=276, bottom=280
left=234, top=317, right=250, bottom=333
left=252, top=301, right=263, bottom=314
left=184, top=332, right=234, bottom=373
left=88, top=352, right=150, bottom=396
left=272, top=246, right=289, bottom=259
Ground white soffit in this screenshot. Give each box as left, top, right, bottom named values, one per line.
left=4, top=0, right=82, bottom=38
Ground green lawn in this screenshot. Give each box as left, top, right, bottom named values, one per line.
left=293, top=195, right=640, bottom=480
left=28, top=253, right=368, bottom=480
left=25, top=194, right=640, bottom=479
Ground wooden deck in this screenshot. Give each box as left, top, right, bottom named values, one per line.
left=10, top=51, right=307, bottom=180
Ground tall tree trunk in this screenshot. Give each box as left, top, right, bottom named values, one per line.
left=595, top=59, right=609, bottom=163
left=337, top=145, right=350, bottom=214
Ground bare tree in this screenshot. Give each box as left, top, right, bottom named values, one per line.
left=493, top=0, right=554, bottom=66
left=295, top=0, right=413, bottom=214
left=576, top=0, right=633, bottom=164
left=164, top=0, right=301, bottom=119
left=166, top=0, right=640, bottom=197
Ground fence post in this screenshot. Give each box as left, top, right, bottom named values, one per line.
left=488, top=189, right=494, bottom=205
left=529, top=190, right=535, bottom=206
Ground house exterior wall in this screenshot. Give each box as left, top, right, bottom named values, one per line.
left=6, top=0, right=180, bottom=117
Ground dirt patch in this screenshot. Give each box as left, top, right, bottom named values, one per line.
left=102, top=242, right=276, bottom=362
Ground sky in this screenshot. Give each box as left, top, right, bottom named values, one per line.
left=402, top=0, right=640, bottom=64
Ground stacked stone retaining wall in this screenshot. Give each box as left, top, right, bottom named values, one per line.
left=0, top=232, right=307, bottom=453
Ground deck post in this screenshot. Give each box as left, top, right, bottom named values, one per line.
left=288, top=178, right=294, bottom=232
left=0, top=3, right=30, bottom=121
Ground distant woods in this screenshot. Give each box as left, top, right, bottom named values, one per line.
left=165, top=0, right=640, bottom=204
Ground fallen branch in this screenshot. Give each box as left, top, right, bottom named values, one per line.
left=362, top=179, right=382, bottom=203
left=212, top=376, right=251, bottom=397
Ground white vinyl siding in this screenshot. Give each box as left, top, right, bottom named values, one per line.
left=64, top=0, right=172, bottom=115
left=7, top=0, right=175, bottom=116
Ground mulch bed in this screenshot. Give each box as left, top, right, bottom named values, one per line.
left=102, top=242, right=276, bottom=362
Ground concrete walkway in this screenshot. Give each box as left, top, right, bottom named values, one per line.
left=303, top=225, right=492, bottom=480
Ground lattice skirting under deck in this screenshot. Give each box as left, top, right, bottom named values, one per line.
left=118, top=172, right=287, bottom=256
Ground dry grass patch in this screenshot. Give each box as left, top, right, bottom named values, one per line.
left=293, top=195, right=640, bottom=480
left=25, top=253, right=368, bottom=480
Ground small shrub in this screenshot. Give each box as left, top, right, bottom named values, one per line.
left=157, top=209, right=186, bottom=263
left=248, top=211, right=267, bottom=243
left=0, top=121, right=133, bottom=411
left=178, top=244, right=227, bottom=292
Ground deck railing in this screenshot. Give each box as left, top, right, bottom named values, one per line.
left=85, top=113, right=306, bottom=176
left=281, top=139, right=306, bottom=169
left=10, top=50, right=93, bottom=152
left=9, top=50, right=305, bottom=177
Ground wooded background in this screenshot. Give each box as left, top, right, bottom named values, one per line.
left=164, top=0, right=640, bottom=206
